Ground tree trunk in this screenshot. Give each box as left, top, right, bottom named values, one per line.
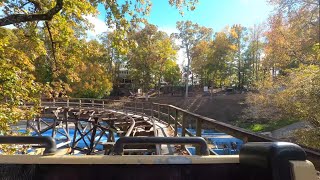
left=185, top=44, right=190, bottom=98
left=237, top=36, right=242, bottom=89
left=158, top=75, right=161, bottom=97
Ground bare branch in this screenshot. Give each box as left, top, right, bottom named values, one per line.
left=0, top=0, right=63, bottom=26
left=45, top=21, right=59, bottom=73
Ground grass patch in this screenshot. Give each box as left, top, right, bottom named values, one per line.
left=236, top=119, right=299, bottom=132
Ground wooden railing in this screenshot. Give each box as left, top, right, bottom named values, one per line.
left=36, top=97, right=285, bottom=142
left=36, top=97, right=320, bottom=169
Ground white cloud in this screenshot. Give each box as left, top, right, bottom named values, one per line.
left=84, top=15, right=113, bottom=40
left=177, top=48, right=186, bottom=69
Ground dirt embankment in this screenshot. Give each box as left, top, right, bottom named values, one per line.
left=149, top=92, right=247, bottom=124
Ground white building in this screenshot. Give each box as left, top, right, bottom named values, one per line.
left=118, top=63, right=131, bottom=84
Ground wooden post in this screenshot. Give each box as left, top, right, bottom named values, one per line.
left=92, top=100, right=94, bottom=107
left=123, top=101, right=126, bottom=114
left=151, top=103, right=154, bottom=118
left=167, top=106, right=170, bottom=126
left=79, top=99, right=82, bottom=108
left=102, top=100, right=105, bottom=108
left=196, top=118, right=202, bottom=137
left=158, top=104, right=160, bottom=120
left=134, top=100, right=137, bottom=113
left=67, top=99, right=69, bottom=108
left=141, top=102, right=144, bottom=119
left=243, top=136, right=248, bottom=143
left=174, top=109, right=178, bottom=137
left=53, top=98, right=56, bottom=107
left=181, top=112, right=186, bottom=150
left=196, top=118, right=202, bottom=155
left=64, top=109, right=69, bottom=139
left=181, top=112, right=186, bottom=137
left=142, top=102, right=144, bottom=114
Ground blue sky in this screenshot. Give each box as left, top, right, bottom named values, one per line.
left=92, top=0, right=273, bottom=66
left=2, top=1, right=273, bottom=66
left=95, top=0, right=273, bottom=34
left=148, top=0, right=272, bottom=33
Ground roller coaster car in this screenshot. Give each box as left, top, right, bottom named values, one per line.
left=0, top=136, right=318, bottom=180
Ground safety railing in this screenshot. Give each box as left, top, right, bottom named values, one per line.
left=30, top=97, right=320, bottom=168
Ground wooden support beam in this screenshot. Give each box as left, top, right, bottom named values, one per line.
left=181, top=112, right=186, bottom=137
left=196, top=118, right=202, bottom=155
left=174, top=109, right=178, bottom=137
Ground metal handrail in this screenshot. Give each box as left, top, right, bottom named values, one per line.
left=0, top=136, right=57, bottom=155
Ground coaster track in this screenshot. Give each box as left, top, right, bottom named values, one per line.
left=21, top=97, right=320, bottom=169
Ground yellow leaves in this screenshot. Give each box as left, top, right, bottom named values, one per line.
left=294, top=128, right=320, bottom=149
left=70, top=62, right=113, bottom=98
left=246, top=65, right=320, bottom=128
left=230, top=28, right=238, bottom=39
left=229, top=44, right=237, bottom=51
left=0, top=56, right=41, bottom=134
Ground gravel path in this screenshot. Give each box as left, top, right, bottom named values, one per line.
left=271, top=121, right=313, bottom=139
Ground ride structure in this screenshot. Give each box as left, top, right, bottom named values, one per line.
left=0, top=98, right=319, bottom=180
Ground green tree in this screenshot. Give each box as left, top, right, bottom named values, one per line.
left=191, top=40, right=211, bottom=86
left=244, top=0, right=320, bottom=149
left=0, top=0, right=199, bottom=153
left=163, top=59, right=181, bottom=86
left=229, top=24, right=248, bottom=89
left=209, top=30, right=234, bottom=87
left=175, top=20, right=213, bottom=97
left=128, top=24, right=177, bottom=98
left=0, top=27, right=41, bottom=136
left=70, top=40, right=113, bottom=98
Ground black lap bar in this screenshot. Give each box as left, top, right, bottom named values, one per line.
left=113, top=137, right=210, bottom=155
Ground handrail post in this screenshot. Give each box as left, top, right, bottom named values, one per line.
left=102, top=100, right=105, bottom=108
left=167, top=106, right=170, bottom=127
left=158, top=104, right=160, bottom=120
left=196, top=118, right=202, bottom=155
left=125, top=101, right=128, bottom=115
left=92, top=100, right=94, bottom=107
left=67, top=99, right=69, bottom=108
left=134, top=100, right=137, bottom=113
left=151, top=103, right=154, bottom=118
left=174, top=109, right=178, bottom=137
left=79, top=99, right=82, bottom=108
left=53, top=98, right=56, bottom=107
left=123, top=101, right=126, bottom=115
left=243, top=136, right=248, bottom=143
left=142, top=102, right=144, bottom=119
left=182, top=112, right=186, bottom=137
